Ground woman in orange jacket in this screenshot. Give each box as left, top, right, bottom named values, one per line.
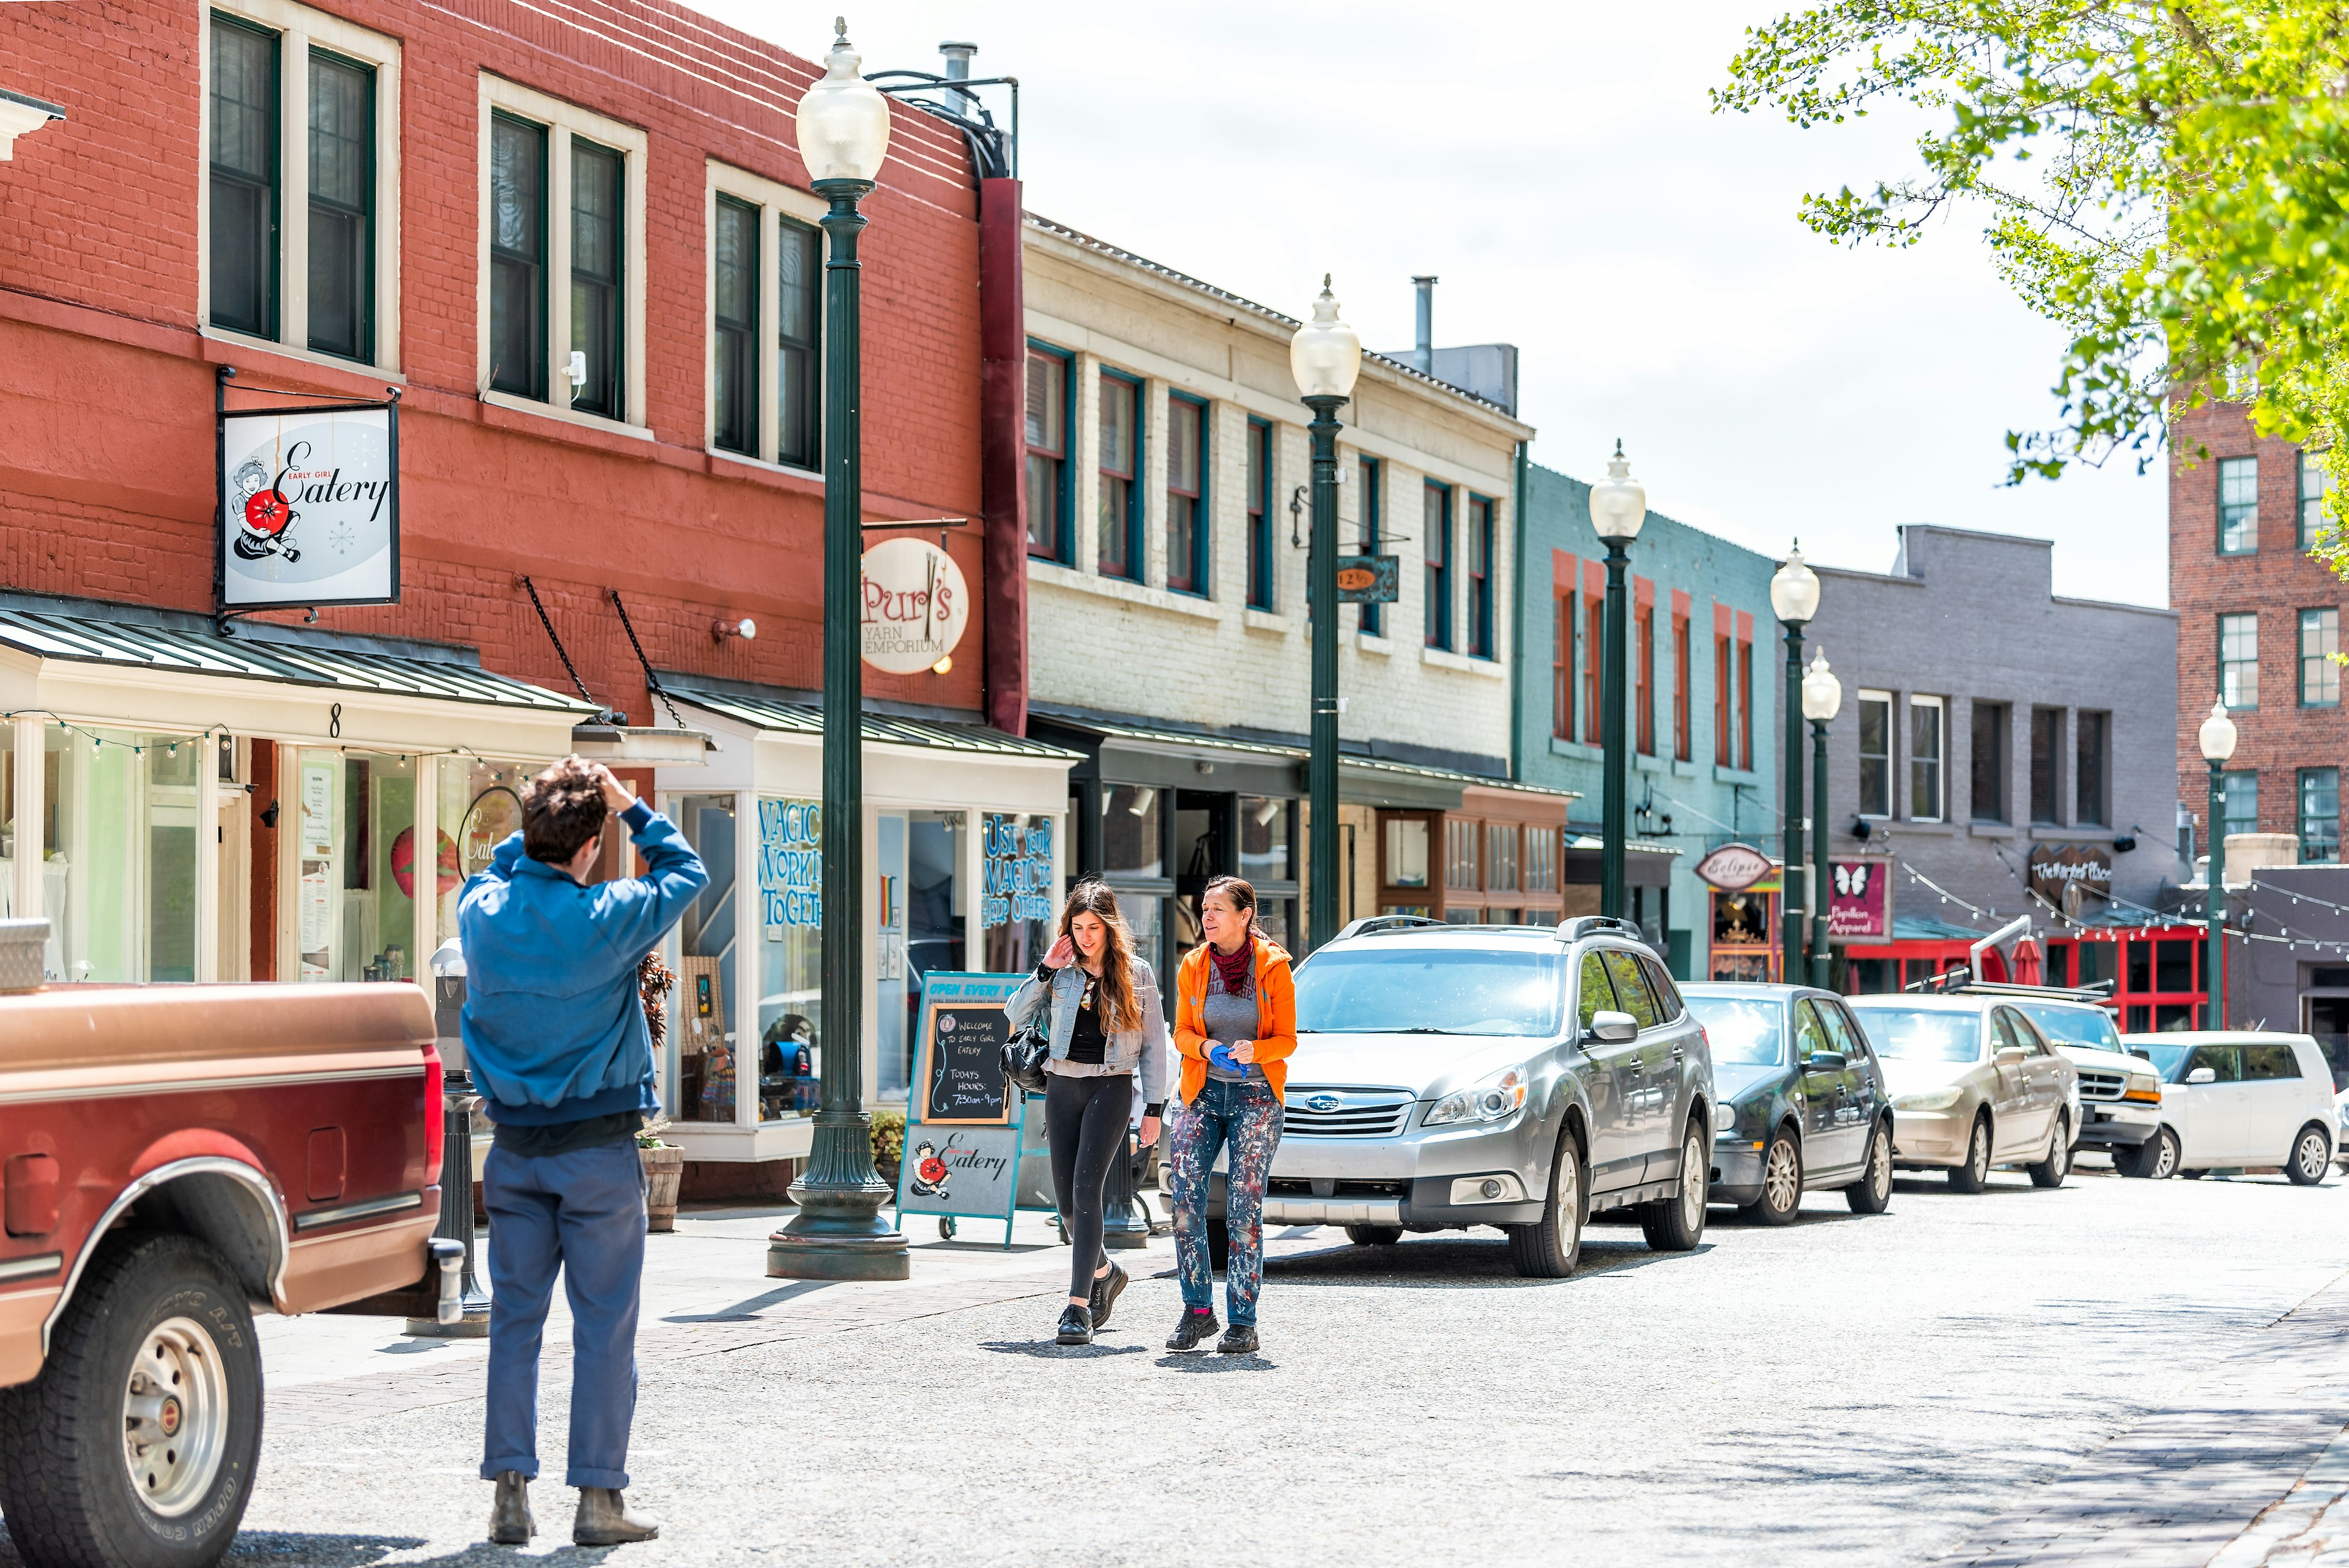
left=1164, top=875, right=1296, bottom=1354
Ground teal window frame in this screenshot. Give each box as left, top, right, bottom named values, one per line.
left=2219, top=769, right=2259, bottom=841
left=2304, top=450, right=2334, bottom=549
left=1423, top=481, right=1453, bottom=650
left=2219, top=456, right=2259, bottom=554
left=1165, top=391, right=1210, bottom=596
left=2300, top=608, right=2340, bottom=707
left=2301, top=767, right=2340, bottom=862
left=1246, top=417, right=1275, bottom=609
left=1096, top=368, right=1145, bottom=582
left=1466, top=492, right=1496, bottom=659
left=1359, top=455, right=1383, bottom=635
left=1024, top=340, right=1074, bottom=563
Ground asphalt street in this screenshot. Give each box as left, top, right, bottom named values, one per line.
left=13, top=1164, right=2349, bottom=1567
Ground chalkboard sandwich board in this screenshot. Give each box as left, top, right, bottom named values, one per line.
left=912, top=972, right=1019, bottom=1126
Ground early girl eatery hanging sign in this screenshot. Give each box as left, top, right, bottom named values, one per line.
left=861, top=537, right=970, bottom=675
left=214, top=369, right=400, bottom=615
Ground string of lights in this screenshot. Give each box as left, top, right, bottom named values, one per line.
left=0, top=710, right=231, bottom=758
left=1899, top=859, right=2349, bottom=956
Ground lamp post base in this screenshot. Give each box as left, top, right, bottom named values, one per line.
left=1102, top=1132, right=1149, bottom=1250
left=765, top=1228, right=911, bottom=1280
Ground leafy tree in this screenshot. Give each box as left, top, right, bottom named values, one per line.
left=1714, top=2, right=2349, bottom=548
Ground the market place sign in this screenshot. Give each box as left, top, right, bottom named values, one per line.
left=861, top=537, right=969, bottom=675
left=2027, top=843, right=2113, bottom=905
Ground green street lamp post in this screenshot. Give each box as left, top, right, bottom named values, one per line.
left=1291, top=278, right=1362, bottom=953
left=769, top=20, right=908, bottom=1282
left=1802, top=650, right=1842, bottom=989
left=2199, top=701, right=2238, bottom=1029
left=1768, top=544, right=1820, bottom=983
left=1589, top=444, right=1647, bottom=920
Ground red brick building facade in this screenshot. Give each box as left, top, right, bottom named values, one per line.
left=2170, top=399, right=2340, bottom=860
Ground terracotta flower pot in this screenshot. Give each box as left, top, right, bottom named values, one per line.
left=640, top=1143, right=685, bottom=1232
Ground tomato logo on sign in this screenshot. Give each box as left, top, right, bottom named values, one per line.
left=243, top=488, right=294, bottom=537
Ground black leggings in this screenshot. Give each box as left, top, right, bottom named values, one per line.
left=1045, top=1071, right=1134, bottom=1302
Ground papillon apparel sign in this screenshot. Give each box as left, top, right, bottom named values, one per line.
left=214, top=366, right=400, bottom=623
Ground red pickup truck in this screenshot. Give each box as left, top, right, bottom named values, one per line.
left=0, top=932, right=453, bottom=1568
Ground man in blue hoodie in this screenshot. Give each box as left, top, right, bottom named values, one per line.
left=460, top=757, right=706, bottom=1548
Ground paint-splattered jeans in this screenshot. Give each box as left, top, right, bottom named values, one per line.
left=1170, top=1077, right=1283, bottom=1326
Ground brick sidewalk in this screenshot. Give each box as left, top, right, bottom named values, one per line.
left=1940, top=1269, right=2349, bottom=1567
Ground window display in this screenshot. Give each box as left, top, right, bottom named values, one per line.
left=673, top=794, right=738, bottom=1123
left=295, top=748, right=418, bottom=982
left=757, top=795, right=822, bottom=1122
left=434, top=756, right=533, bottom=950
left=47, top=725, right=199, bottom=983
left=982, top=812, right=1052, bottom=972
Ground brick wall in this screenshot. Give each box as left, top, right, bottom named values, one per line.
left=0, top=0, right=987, bottom=718
left=2170, top=399, right=2345, bottom=850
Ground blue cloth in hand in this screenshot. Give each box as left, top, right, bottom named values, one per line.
left=1208, top=1044, right=1238, bottom=1073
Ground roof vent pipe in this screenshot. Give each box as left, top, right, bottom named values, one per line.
left=938, top=40, right=977, bottom=86
left=1411, top=275, right=1438, bottom=374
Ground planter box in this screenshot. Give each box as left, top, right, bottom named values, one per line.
left=640, top=1144, right=685, bottom=1232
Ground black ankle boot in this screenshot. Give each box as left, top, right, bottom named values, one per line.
left=1165, top=1307, right=1219, bottom=1351
left=1055, top=1302, right=1094, bottom=1345
left=1089, top=1261, right=1128, bottom=1328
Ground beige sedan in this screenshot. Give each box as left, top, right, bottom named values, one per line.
left=1844, top=994, right=2080, bottom=1192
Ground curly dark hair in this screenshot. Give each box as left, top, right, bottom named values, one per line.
left=522, top=756, right=608, bottom=864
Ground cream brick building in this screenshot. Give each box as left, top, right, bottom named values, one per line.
left=1019, top=215, right=1568, bottom=972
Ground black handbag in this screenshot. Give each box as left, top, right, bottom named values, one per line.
left=1001, top=1015, right=1051, bottom=1094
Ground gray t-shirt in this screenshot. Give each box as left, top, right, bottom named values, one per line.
left=1201, top=959, right=1265, bottom=1083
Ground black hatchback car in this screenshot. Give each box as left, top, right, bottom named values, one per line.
left=1682, top=984, right=1896, bottom=1224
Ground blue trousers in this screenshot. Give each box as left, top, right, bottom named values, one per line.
left=480, top=1141, right=645, bottom=1488
left=1170, top=1079, right=1282, bottom=1326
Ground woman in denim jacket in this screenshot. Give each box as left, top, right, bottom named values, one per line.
left=1004, top=882, right=1167, bottom=1345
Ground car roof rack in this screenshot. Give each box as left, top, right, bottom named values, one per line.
left=1554, top=915, right=1646, bottom=944
left=1899, top=967, right=2116, bottom=1003
left=1331, top=915, right=1447, bottom=940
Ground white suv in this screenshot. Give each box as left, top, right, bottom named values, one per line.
left=2005, top=995, right=2164, bottom=1160
left=2115, top=1033, right=2336, bottom=1183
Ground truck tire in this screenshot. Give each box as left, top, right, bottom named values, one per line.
left=1638, top=1120, right=1710, bottom=1253
left=0, top=1233, right=262, bottom=1568
left=1845, top=1118, right=1895, bottom=1215
left=2028, top=1113, right=2072, bottom=1189
left=1508, top=1123, right=1586, bottom=1279
left=1343, top=1225, right=1403, bottom=1247
left=2287, top=1123, right=2332, bottom=1187
left=1740, top=1128, right=1802, bottom=1227
left=1948, top=1112, right=1994, bottom=1193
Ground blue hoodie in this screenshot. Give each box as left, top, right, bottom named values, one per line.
left=458, top=799, right=709, bottom=1126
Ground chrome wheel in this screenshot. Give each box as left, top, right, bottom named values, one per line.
left=1556, top=1153, right=1582, bottom=1254
left=2151, top=1128, right=2181, bottom=1180
left=2292, top=1128, right=2331, bottom=1186
left=1868, top=1128, right=1892, bottom=1197
left=121, top=1316, right=229, bottom=1518
left=1762, top=1139, right=1800, bottom=1215
left=1679, top=1129, right=1707, bottom=1230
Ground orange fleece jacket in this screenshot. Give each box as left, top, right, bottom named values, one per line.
left=1171, top=936, right=1298, bottom=1104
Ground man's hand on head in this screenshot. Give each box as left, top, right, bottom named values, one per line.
left=587, top=761, right=634, bottom=814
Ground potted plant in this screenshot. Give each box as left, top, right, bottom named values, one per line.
left=638, top=1114, right=685, bottom=1232
left=870, top=1107, right=907, bottom=1191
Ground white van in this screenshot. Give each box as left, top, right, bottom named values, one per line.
left=2114, top=1032, right=2336, bottom=1183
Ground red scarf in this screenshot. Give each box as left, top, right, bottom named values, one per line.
left=1209, top=938, right=1253, bottom=995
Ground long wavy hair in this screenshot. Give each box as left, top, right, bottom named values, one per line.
left=1058, top=880, right=1142, bottom=1033
left=1197, top=875, right=1264, bottom=951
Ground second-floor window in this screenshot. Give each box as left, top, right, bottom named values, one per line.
left=1424, top=483, right=1452, bottom=648
left=1635, top=599, right=1655, bottom=754
left=1910, top=695, right=1945, bottom=822
left=207, top=5, right=398, bottom=368
left=2220, top=770, right=2258, bottom=839
left=2077, top=710, right=2109, bottom=825
left=1553, top=591, right=1573, bottom=741
left=1857, top=689, right=1891, bottom=816
left=1715, top=629, right=1733, bottom=766
left=1359, top=456, right=1383, bottom=634
left=1246, top=419, right=1274, bottom=609
left=1466, top=496, right=1494, bottom=658
left=1672, top=606, right=1691, bottom=762
left=2029, top=706, right=2061, bottom=823
left=1166, top=395, right=1207, bottom=595
left=2220, top=456, right=2258, bottom=553
left=703, top=174, right=822, bottom=467
left=2301, top=768, right=2340, bottom=863
left=710, top=195, right=757, bottom=456
left=2221, top=612, right=2260, bottom=708
left=1025, top=347, right=1070, bottom=562
left=1583, top=585, right=1603, bottom=745
left=2304, top=451, right=2334, bottom=548
left=776, top=219, right=820, bottom=468
left=1970, top=700, right=2008, bottom=822
left=1737, top=632, right=1754, bottom=770
left=1097, top=372, right=1140, bottom=580
left=481, top=80, right=645, bottom=427
left=2303, top=608, right=2340, bottom=706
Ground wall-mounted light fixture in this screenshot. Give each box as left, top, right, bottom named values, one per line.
left=712, top=617, right=757, bottom=645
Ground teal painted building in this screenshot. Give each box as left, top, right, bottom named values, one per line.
left=1512, top=460, right=1783, bottom=980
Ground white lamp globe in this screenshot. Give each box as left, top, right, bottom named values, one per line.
left=1589, top=440, right=1646, bottom=542
left=1290, top=276, right=1362, bottom=400
left=1771, top=541, right=1822, bottom=625
left=1802, top=650, right=1843, bottom=723
left=2199, top=700, right=2239, bottom=762
left=796, top=18, right=892, bottom=184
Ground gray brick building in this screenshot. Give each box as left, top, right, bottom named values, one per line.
left=1803, top=526, right=2184, bottom=994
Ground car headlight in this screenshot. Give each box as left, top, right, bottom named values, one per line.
left=1425, top=1066, right=1528, bottom=1127
left=1893, top=1087, right=1964, bottom=1112
left=1713, top=1102, right=1739, bottom=1134
left=2123, top=1073, right=2162, bottom=1104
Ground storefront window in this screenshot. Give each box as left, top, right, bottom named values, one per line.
left=1387, top=818, right=1429, bottom=888
left=674, top=794, right=738, bottom=1123
left=982, top=812, right=1054, bottom=972
left=876, top=809, right=966, bottom=1098
left=756, top=796, right=823, bottom=1122
left=293, top=748, right=418, bottom=982
left=46, top=725, right=199, bottom=983
left=1104, top=786, right=1161, bottom=874
left=435, top=756, right=533, bottom=951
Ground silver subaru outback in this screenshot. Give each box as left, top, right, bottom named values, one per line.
left=1235, top=915, right=1716, bottom=1279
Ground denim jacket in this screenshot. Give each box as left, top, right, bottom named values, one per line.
left=1005, top=958, right=1168, bottom=1107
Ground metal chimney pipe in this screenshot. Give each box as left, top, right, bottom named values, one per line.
left=1411, top=275, right=1438, bottom=374
left=939, top=40, right=978, bottom=83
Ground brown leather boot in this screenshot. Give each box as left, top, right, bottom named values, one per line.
left=574, top=1487, right=661, bottom=1545
left=488, top=1471, right=535, bottom=1545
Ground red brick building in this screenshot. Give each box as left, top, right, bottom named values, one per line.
left=0, top=0, right=1055, bottom=1164
left=2170, top=400, right=2339, bottom=862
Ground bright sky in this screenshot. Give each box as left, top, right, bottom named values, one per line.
left=711, top=2, right=2169, bottom=608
